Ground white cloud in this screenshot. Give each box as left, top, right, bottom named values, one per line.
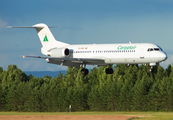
left=0, top=18, right=7, bottom=30
left=164, top=54, right=173, bottom=66
left=160, top=53, right=173, bottom=68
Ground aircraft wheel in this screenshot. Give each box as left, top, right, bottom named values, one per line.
left=109, top=68, right=113, bottom=74
left=81, top=68, right=89, bottom=75
left=105, top=68, right=113, bottom=74
left=105, top=68, right=109, bottom=74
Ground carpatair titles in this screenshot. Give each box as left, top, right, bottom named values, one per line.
left=43, top=35, right=48, bottom=42
left=117, top=45, right=136, bottom=50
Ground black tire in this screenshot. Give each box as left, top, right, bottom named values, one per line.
left=85, top=69, right=89, bottom=75
left=109, top=68, right=113, bottom=74
left=105, top=68, right=113, bottom=74
left=81, top=68, right=89, bottom=75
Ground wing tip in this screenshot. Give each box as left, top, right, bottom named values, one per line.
left=7, top=26, right=12, bottom=28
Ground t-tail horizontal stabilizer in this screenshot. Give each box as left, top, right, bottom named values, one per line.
left=7, top=23, right=69, bottom=55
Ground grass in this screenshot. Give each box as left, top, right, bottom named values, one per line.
left=0, top=112, right=173, bottom=119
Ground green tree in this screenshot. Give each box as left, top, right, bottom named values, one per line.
left=166, top=64, right=171, bottom=77
left=66, top=68, right=90, bottom=111
left=0, top=67, right=3, bottom=74
left=118, top=65, right=135, bottom=111
left=154, top=65, right=166, bottom=81
left=132, top=73, right=151, bottom=111
left=147, top=77, right=171, bottom=111
left=116, top=75, right=124, bottom=111
left=0, top=83, right=5, bottom=111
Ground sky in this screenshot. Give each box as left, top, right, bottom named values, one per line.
left=1, top=0, right=173, bottom=71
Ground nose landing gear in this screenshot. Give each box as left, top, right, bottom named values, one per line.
left=149, top=63, right=159, bottom=72
left=149, top=66, right=153, bottom=72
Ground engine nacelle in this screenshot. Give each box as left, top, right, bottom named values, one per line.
left=48, top=48, right=70, bottom=57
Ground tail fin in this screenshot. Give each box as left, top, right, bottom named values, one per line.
left=8, top=23, right=69, bottom=55
left=33, top=23, right=69, bottom=48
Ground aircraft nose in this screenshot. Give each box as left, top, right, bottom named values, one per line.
left=162, top=51, right=168, bottom=61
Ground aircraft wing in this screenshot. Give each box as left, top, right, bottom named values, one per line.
left=23, top=56, right=106, bottom=67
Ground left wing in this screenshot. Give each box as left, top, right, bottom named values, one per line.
left=23, top=56, right=106, bottom=67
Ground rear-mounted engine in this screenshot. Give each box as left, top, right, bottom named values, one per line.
left=48, top=48, right=70, bottom=57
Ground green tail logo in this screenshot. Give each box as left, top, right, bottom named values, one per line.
left=43, top=35, right=48, bottom=42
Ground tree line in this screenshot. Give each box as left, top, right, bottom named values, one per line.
left=0, top=64, right=173, bottom=112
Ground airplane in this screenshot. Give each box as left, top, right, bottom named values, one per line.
left=8, top=23, right=168, bottom=75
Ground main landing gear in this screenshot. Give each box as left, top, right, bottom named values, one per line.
left=81, top=68, right=89, bottom=75
left=81, top=64, right=89, bottom=75
left=105, top=68, right=113, bottom=74
left=105, top=65, right=113, bottom=74
left=81, top=64, right=114, bottom=75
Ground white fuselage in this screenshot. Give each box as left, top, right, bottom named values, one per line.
left=56, top=43, right=167, bottom=66
left=10, top=23, right=168, bottom=73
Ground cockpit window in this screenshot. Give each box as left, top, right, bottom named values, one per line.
left=154, top=48, right=160, bottom=51
left=148, top=44, right=164, bottom=52
left=147, top=48, right=160, bottom=52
